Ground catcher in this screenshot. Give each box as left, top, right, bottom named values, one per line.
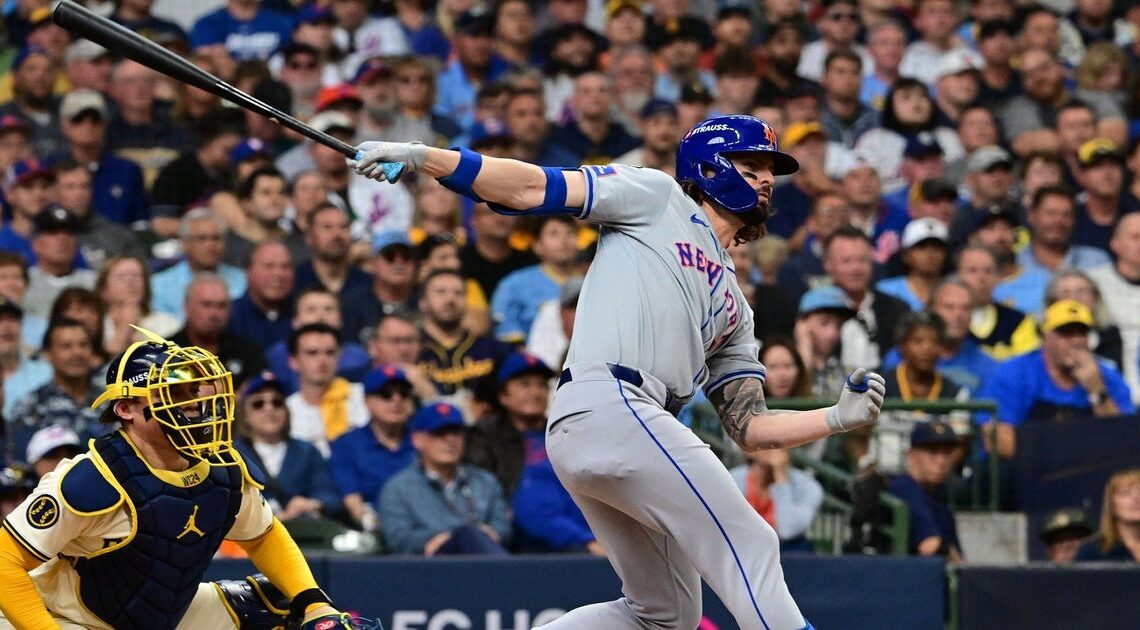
left=0, top=328, right=378, bottom=629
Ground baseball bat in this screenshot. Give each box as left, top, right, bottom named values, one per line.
left=50, top=0, right=404, bottom=182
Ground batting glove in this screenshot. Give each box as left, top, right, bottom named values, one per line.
left=824, top=368, right=886, bottom=432
left=349, top=141, right=428, bottom=183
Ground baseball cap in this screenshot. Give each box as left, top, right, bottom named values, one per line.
left=230, top=138, right=274, bottom=165
left=717, top=0, right=751, bottom=19
left=296, top=4, right=335, bottom=25
left=1077, top=138, right=1124, bottom=168
left=362, top=365, right=412, bottom=395
left=372, top=230, right=413, bottom=254
left=409, top=402, right=465, bottom=433
left=497, top=352, right=555, bottom=385
left=639, top=99, right=678, bottom=120
left=782, top=121, right=826, bottom=149
left=0, top=115, right=30, bottom=137
left=25, top=425, right=82, bottom=465
left=59, top=89, right=108, bottom=121
left=0, top=464, right=35, bottom=494
left=606, top=0, right=642, bottom=17
left=1041, top=299, right=1094, bottom=333
left=352, top=57, right=393, bottom=85
left=309, top=111, right=356, bottom=136
left=970, top=204, right=1020, bottom=233
left=679, top=82, right=714, bottom=104
left=916, top=178, right=958, bottom=204
left=933, top=49, right=982, bottom=82
left=904, top=133, right=943, bottom=159
left=6, top=159, right=54, bottom=188
left=64, top=39, right=110, bottom=65
left=11, top=47, right=50, bottom=72
left=901, top=217, right=949, bottom=249
left=315, top=84, right=363, bottom=113
left=966, top=145, right=1013, bottom=175
left=910, top=420, right=959, bottom=448
left=241, top=372, right=287, bottom=398
left=560, top=275, right=585, bottom=308
left=33, top=206, right=82, bottom=235
left=454, top=10, right=494, bottom=36
left=1039, top=508, right=1093, bottom=544
left=28, top=6, right=52, bottom=28
left=657, top=20, right=705, bottom=48
left=0, top=297, right=23, bottom=320
left=798, top=286, right=855, bottom=317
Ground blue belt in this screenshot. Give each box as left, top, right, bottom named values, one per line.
left=557, top=363, right=643, bottom=390
left=558, top=363, right=684, bottom=416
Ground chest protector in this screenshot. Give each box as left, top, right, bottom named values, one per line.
left=74, top=433, right=243, bottom=629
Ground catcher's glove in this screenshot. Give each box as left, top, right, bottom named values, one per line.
left=298, top=612, right=383, bottom=630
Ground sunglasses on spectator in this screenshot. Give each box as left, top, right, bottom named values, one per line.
left=827, top=11, right=859, bottom=21
left=376, top=385, right=412, bottom=400
left=249, top=397, right=285, bottom=410
left=287, top=59, right=318, bottom=71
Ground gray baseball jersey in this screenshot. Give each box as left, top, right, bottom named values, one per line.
left=567, top=163, right=766, bottom=401
left=540, top=164, right=808, bottom=630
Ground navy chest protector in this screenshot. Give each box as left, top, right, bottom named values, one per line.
left=74, top=433, right=243, bottom=629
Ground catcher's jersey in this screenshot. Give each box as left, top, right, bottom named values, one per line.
left=567, top=164, right=765, bottom=400
left=1, top=453, right=273, bottom=629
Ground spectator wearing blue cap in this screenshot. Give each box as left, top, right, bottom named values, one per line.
left=0, top=47, right=64, bottom=158
left=464, top=352, right=555, bottom=497
left=266, top=286, right=370, bottom=395
left=0, top=159, right=59, bottom=267
left=328, top=365, right=418, bottom=531
left=233, top=373, right=341, bottom=521
left=379, top=401, right=512, bottom=555
left=547, top=72, right=640, bottom=164
left=340, top=229, right=418, bottom=344
left=616, top=99, right=679, bottom=173
left=880, top=133, right=950, bottom=219
left=47, top=89, right=149, bottom=228
left=794, top=285, right=856, bottom=400
left=886, top=419, right=964, bottom=561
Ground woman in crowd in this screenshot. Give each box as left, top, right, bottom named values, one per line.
left=48, top=287, right=109, bottom=369
left=95, top=254, right=180, bottom=358
left=1077, top=468, right=1140, bottom=562
left=728, top=338, right=823, bottom=552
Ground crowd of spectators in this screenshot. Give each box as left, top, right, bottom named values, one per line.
left=0, top=0, right=1137, bottom=562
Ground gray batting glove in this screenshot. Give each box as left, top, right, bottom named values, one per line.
left=824, top=368, right=886, bottom=432
left=349, top=141, right=428, bottom=183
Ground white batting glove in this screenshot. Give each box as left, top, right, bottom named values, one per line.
left=348, top=141, right=428, bottom=183
left=825, top=368, right=886, bottom=432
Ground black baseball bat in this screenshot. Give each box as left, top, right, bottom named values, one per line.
left=50, top=0, right=404, bottom=180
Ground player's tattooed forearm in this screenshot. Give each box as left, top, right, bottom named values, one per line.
left=709, top=377, right=768, bottom=444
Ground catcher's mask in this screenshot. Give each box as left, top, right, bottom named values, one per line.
left=92, top=326, right=238, bottom=465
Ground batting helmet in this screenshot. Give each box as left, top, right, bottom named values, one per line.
left=675, top=115, right=799, bottom=213
left=92, top=326, right=238, bottom=465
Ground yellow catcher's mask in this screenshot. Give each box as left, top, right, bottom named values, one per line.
left=93, top=326, right=238, bottom=465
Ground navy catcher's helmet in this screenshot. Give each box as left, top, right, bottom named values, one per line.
left=675, top=115, right=799, bottom=213
left=93, top=327, right=237, bottom=465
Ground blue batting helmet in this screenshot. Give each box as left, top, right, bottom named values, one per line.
left=675, top=115, right=799, bottom=213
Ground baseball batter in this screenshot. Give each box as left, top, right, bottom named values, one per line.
left=352, top=115, right=886, bottom=630
left=0, top=328, right=373, bottom=629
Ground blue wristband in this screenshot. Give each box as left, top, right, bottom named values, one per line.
left=540, top=166, right=568, bottom=209
left=437, top=148, right=483, bottom=200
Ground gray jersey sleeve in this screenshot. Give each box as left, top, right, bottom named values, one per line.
left=576, top=164, right=676, bottom=228
left=703, top=306, right=767, bottom=396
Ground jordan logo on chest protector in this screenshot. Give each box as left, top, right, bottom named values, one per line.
left=177, top=504, right=206, bottom=540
